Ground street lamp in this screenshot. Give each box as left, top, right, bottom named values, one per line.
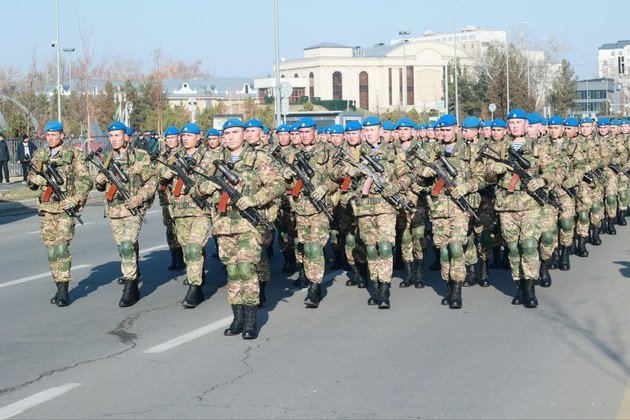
left=399, top=30, right=411, bottom=109
left=63, top=47, right=75, bottom=93
left=54, top=0, right=62, bottom=121
left=274, top=0, right=282, bottom=125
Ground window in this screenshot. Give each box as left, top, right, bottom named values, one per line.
left=406, top=66, right=414, bottom=105
left=359, top=71, right=369, bottom=110
left=309, top=72, right=314, bottom=99
left=399, top=68, right=403, bottom=104
left=332, top=71, right=342, bottom=100
left=619, top=56, right=625, bottom=74
left=294, top=73, right=299, bottom=78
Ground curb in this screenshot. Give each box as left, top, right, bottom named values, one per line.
left=0, top=191, right=105, bottom=216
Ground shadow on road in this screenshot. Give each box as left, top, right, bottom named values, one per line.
left=614, top=260, right=630, bottom=278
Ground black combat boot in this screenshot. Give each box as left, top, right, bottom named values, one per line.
left=548, top=248, right=559, bottom=270
left=429, top=247, right=441, bottom=271
left=413, top=258, right=425, bottom=288
left=378, top=282, right=391, bottom=309
left=478, top=259, right=490, bottom=287
left=607, top=216, right=617, bottom=235
left=346, top=265, right=359, bottom=286
left=182, top=284, right=204, bottom=308
left=51, top=282, right=70, bottom=307
left=242, top=305, right=258, bottom=339
left=257, top=281, right=267, bottom=308
left=441, top=280, right=452, bottom=306
left=600, top=217, right=608, bottom=235
left=330, top=249, right=344, bottom=270
left=463, top=264, right=478, bottom=287
left=117, top=276, right=125, bottom=285
left=304, top=282, right=321, bottom=308
left=282, top=250, right=297, bottom=273
left=590, top=224, right=602, bottom=246
left=539, top=260, right=552, bottom=288
left=367, top=281, right=379, bottom=306
left=119, top=278, right=140, bottom=307
left=617, top=209, right=627, bottom=226
left=224, top=305, right=245, bottom=336
left=522, top=279, right=538, bottom=308
left=393, top=240, right=404, bottom=270
left=570, top=237, right=577, bottom=255
left=559, top=245, right=570, bottom=271
left=576, top=236, right=589, bottom=257
left=167, top=248, right=179, bottom=270
left=449, top=280, right=462, bottom=309
left=399, top=261, right=413, bottom=288
left=490, top=246, right=502, bottom=269
left=511, top=280, right=523, bottom=305
left=356, top=263, right=368, bottom=289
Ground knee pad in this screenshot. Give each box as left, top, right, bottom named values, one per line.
left=507, top=242, right=520, bottom=258
left=237, top=262, right=255, bottom=281
left=591, top=202, right=603, bottom=213
left=118, top=241, right=135, bottom=258
left=47, top=246, right=58, bottom=262
left=55, top=243, right=70, bottom=259
left=304, top=243, right=324, bottom=260
left=606, top=195, right=618, bottom=207
left=226, top=264, right=240, bottom=281
left=378, top=241, right=393, bottom=259
left=366, top=245, right=379, bottom=261
left=577, top=211, right=590, bottom=223
left=559, top=218, right=574, bottom=232
left=448, top=242, right=464, bottom=260
left=411, top=226, right=424, bottom=241
left=540, top=231, right=555, bottom=246
left=186, top=244, right=203, bottom=262
left=440, top=246, right=450, bottom=263
left=345, top=233, right=357, bottom=249
left=401, top=229, right=412, bottom=245
left=619, top=191, right=628, bottom=202
left=520, top=238, right=538, bottom=258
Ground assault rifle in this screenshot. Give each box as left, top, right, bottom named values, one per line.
left=149, top=151, right=208, bottom=210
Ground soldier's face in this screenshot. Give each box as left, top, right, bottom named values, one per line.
left=508, top=118, right=527, bottom=138
left=622, top=125, right=630, bottom=135
left=611, top=126, right=620, bottom=135
left=419, top=129, right=427, bottom=138
left=245, top=127, right=262, bottom=145
left=181, top=133, right=200, bottom=151
left=331, top=134, right=344, bottom=147
left=565, top=126, right=579, bottom=138
left=549, top=125, right=563, bottom=139
left=491, top=127, right=506, bottom=141
left=277, top=132, right=291, bottom=146
left=527, top=123, right=540, bottom=138
left=427, top=129, right=435, bottom=139
left=165, top=135, right=180, bottom=150
left=208, top=136, right=221, bottom=149
left=398, top=127, right=412, bottom=141
left=346, top=130, right=361, bottom=146
left=580, top=123, right=594, bottom=136
left=224, top=127, right=245, bottom=151
left=109, top=130, right=126, bottom=151
left=381, top=130, right=393, bottom=143
left=392, top=130, right=399, bottom=140
left=481, top=127, right=492, bottom=138
left=364, top=125, right=381, bottom=146
left=299, top=127, right=316, bottom=146
left=45, top=131, right=64, bottom=149
left=442, top=126, right=456, bottom=143
left=598, top=126, right=610, bottom=136
left=290, top=132, right=300, bottom=145
left=462, top=127, right=479, bottom=141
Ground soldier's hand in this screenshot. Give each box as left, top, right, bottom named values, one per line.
left=492, top=162, right=509, bottom=174
left=419, top=166, right=436, bottom=178
left=28, top=174, right=48, bottom=186
left=193, top=181, right=217, bottom=198
left=61, top=195, right=79, bottom=210
left=345, top=166, right=361, bottom=178
left=451, top=183, right=470, bottom=199
left=526, top=178, right=546, bottom=192
left=95, top=173, right=107, bottom=185
left=236, top=196, right=256, bottom=210
left=125, top=195, right=143, bottom=210
left=311, top=185, right=328, bottom=201
left=382, top=183, right=401, bottom=198
left=562, top=176, right=579, bottom=189
left=280, top=167, right=293, bottom=180
left=159, top=166, right=176, bottom=180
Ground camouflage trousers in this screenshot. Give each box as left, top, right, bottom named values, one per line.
left=557, top=191, right=576, bottom=247
left=218, top=230, right=261, bottom=306
left=539, top=204, right=559, bottom=261
left=276, top=203, right=297, bottom=255
left=499, top=208, right=542, bottom=281
left=575, top=182, right=594, bottom=237
left=357, top=213, right=396, bottom=283
left=41, top=212, right=75, bottom=282
left=469, top=196, right=496, bottom=263
left=296, top=212, right=330, bottom=284
left=617, top=174, right=629, bottom=211
left=110, top=216, right=142, bottom=281
left=431, top=210, right=469, bottom=282
left=398, top=204, right=427, bottom=263
left=162, top=204, right=180, bottom=251
left=257, top=229, right=273, bottom=283
left=604, top=168, right=618, bottom=218
left=588, top=185, right=605, bottom=229
left=340, top=203, right=365, bottom=266
left=174, top=216, right=210, bottom=286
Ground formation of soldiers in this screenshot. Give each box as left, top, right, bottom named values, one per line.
left=27, top=111, right=630, bottom=339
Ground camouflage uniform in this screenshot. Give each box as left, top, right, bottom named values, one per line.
left=600, top=133, right=618, bottom=233
left=584, top=134, right=606, bottom=239
left=610, top=131, right=629, bottom=224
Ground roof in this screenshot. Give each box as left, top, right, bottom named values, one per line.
left=357, top=43, right=399, bottom=57
left=304, top=42, right=351, bottom=50
left=599, top=40, right=630, bottom=50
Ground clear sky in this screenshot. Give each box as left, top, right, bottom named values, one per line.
left=2, top=0, right=628, bottom=80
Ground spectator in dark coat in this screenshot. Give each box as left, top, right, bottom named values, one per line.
left=0, top=134, right=10, bottom=183
left=16, top=134, right=38, bottom=183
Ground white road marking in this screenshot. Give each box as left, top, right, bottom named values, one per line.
left=0, top=265, right=92, bottom=289
left=143, top=316, right=233, bottom=354
left=139, top=245, right=168, bottom=255
left=146, top=210, right=160, bottom=215
left=0, top=383, right=81, bottom=420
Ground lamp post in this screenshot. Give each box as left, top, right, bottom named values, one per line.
left=506, top=40, right=510, bottom=113
left=399, top=30, right=411, bottom=109
left=274, top=0, right=282, bottom=125
left=55, top=0, right=62, bottom=121
left=63, top=47, right=75, bottom=93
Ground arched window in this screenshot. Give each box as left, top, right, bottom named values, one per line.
left=309, top=72, right=315, bottom=99
left=332, top=71, right=342, bottom=100
left=294, top=73, right=299, bottom=78
left=359, top=71, right=369, bottom=110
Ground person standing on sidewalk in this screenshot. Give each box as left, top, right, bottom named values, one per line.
left=0, top=133, right=10, bottom=183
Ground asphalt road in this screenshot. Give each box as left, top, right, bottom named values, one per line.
left=1, top=202, right=630, bottom=419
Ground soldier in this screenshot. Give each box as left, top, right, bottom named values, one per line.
left=328, top=124, right=348, bottom=270
left=381, top=121, right=396, bottom=144
left=487, top=119, right=511, bottom=269
left=206, top=128, right=222, bottom=150
left=95, top=121, right=157, bottom=307
left=620, top=119, right=630, bottom=223
left=28, top=120, right=92, bottom=307
left=597, top=118, right=617, bottom=235
left=196, top=118, right=284, bottom=338
left=480, top=120, right=492, bottom=141
left=610, top=119, right=628, bottom=226
left=580, top=117, right=604, bottom=245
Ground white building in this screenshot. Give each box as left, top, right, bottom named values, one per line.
left=598, top=40, right=630, bottom=78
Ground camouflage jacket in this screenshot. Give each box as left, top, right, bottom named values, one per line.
left=29, top=144, right=92, bottom=215
left=96, top=148, right=157, bottom=219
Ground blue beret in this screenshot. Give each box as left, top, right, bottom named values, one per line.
left=564, top=117, right=579, bottom=127
left=125, top=127, right=133, bottom=136
left=480, top=120, right=490, bottom=128
left=325, top=127, right=333, bottom=134
left=245, top=119, right=263, bottom=129
left=108, top=121, right=127, bottom=132
left=289, top=124, right=299, bottom=133
left=262, top=126, right=270, bottom=134
left=345, top=121, right=363, bottom=132
left=44, top=120, right=64, bottom=132
left=275, top=124, right=290, bottom=133
left=492, top=118, right=507, bottom=128
left=381, top=121, right=396, bottom=131
left=396, top=118, right=414, bottom=128
left=507, top=109, right=527, bottom=120
left=461, top=116, right=481, bottom=129
left=181, top=123, right=202, bottom=134
left=597, top=117, right=611, bottom=126
left=527, top=113, right=542, bottom=124
left=440, top=114, right=457, bottom=127
left=540, top=117, right=548, bottom=126
left=297, top=117, right=317, bottom=128
left=580, top=116, right=594, bottom=124
left=164, top=126, right=180, bottom=136
left=612, top=119, right=621, bottom=126
left=205, top=128, right=220, bottom=137
left=547, top=116, right=564, bottom=126
left=621, top=119, right=630, bottom=125
left=427, top=122, right=437, bottom=129
left=363, top=116, right=382, bottom=127
left=223, top=118, right=245, bottom=130
left=329, top=124, right=345, bottom=134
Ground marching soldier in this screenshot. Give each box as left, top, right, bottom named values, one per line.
left=160, top=126, right=185, bottom=271
left=580, top=117, right=604, bottom=245
left=28, top=120, right=93, bottom=307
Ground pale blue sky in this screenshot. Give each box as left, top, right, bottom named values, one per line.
left=2, top=0, right=628, bottom=80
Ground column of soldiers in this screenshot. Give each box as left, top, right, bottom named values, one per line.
left=29, top=111, right=630, bottom=338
